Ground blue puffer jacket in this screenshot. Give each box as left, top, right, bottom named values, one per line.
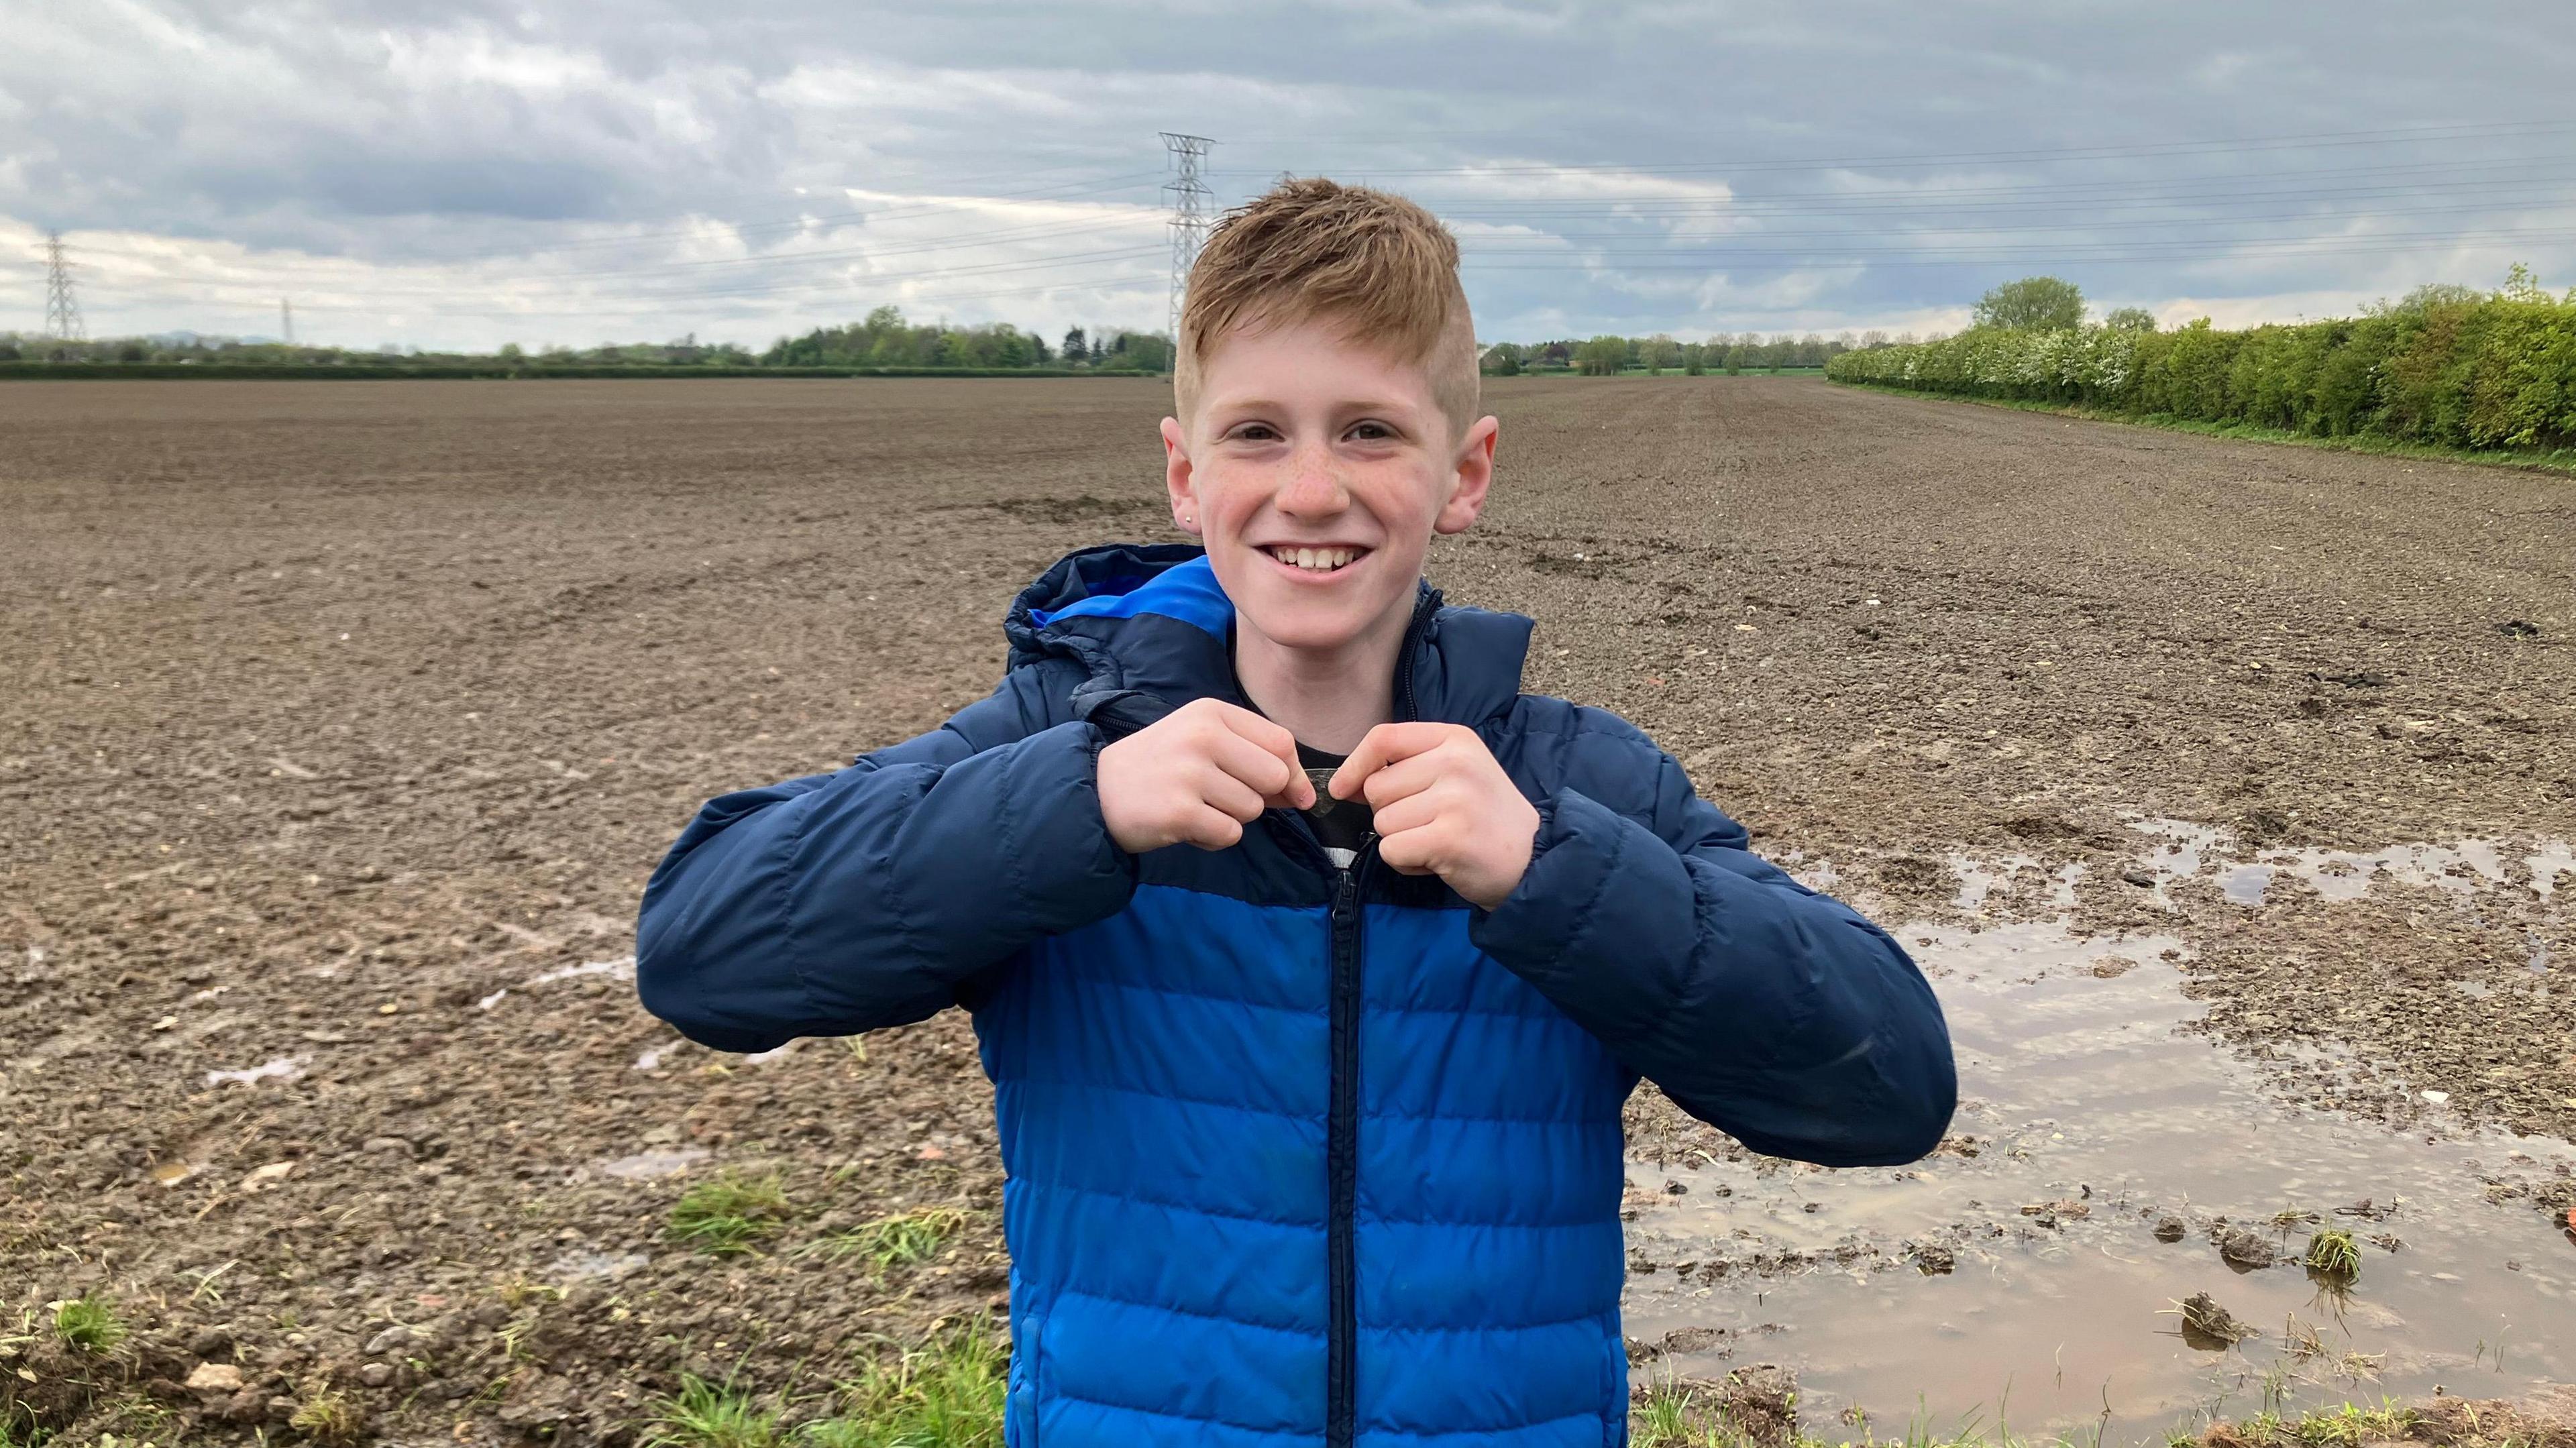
left=637, top=544, right=1953, bottom=1448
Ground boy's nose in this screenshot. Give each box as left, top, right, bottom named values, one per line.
left=1276, top=446, right=1348, bottom=516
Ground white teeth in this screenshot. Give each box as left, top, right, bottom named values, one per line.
left=1271, top=545, right=1360, bottom=571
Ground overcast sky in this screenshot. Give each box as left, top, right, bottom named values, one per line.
left=5, top=1, right=2573, bottom=351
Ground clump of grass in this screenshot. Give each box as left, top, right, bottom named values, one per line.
left=1631, top=1378, right=1709, bottom=1448
left=645, top=1378, right=782, bottom=1448
left=101, top=1391, right=176, bottom=1443
left=1, top=1402, right=55, bottom=1448
left=2196, top=1399, right=2416, bottom=1448
left=496, top=1271, right=566, bottom=1308
left=804, top=1320, right=1008, bottom=1448
left=51, top=1292, right=127, bottom=1354
left=669, top=1170, right=795, bottom=1256
left=1627, top=1368, right=1809, bottom=1448
left=2304, top=1227, right=2363, bottom=1281
left=2281, top=1313, right=2327, bottom=1362
left=288, top=1379, right=364, bottom=1445
left=805, top=1207, right=969, bottom=1276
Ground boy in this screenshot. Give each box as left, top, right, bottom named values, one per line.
left=637, top=179, right=1953, bottom=1448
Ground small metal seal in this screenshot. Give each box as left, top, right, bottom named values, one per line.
left=1303, top=767, right=1342, bottom=816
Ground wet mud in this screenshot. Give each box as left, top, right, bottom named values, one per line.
left=1624, top=827, right=2574, bottom=1438
left=2, top=378, right=2569, bottom=1443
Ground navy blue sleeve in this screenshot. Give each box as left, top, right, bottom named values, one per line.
left=1471, top=744, right=1955, bottom=1168
left=635, top=668, right=1137, bottom=1053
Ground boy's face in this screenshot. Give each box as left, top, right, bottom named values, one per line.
left=1161, top=317, right=1499, bottom=657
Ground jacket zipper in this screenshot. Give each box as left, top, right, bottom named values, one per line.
left=1324, top=846, right=1371, bottom=1448
left=1320, top=589, right=1437, bottom=1448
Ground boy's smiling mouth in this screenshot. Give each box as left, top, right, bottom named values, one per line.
left=1261, top=544, right=1369, bottom=575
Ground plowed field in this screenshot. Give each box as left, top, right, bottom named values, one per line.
left=5, top=376, right=2570, bottom=1443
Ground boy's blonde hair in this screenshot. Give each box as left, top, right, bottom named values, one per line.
left=1173, top=177, right=1479, bottom=436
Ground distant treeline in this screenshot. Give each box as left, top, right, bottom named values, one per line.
left=1484, top=332, right=1856, bottom=376
left=0, top=361, right=1143, bottom=382
left=1827, top=267, right=2576, bottom=452
left=762, top=307, right=1171, bottom=372
left=0, top=305, right=1172, bottom=377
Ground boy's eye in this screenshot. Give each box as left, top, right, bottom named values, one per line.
left=1230, top=423, right=1281, bottom=442
left=1346, top=421, right=1395, bottom=441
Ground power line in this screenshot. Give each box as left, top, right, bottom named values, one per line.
left=43, top=231, right=84, bottom=341
left=1162, top=132, right=1216, bottom=347
left=1211, top=118, right=2576, bottom=181
left=1458, top=201, right=2576, bottom=247
left=1456, top=229, right=2576, bottom=271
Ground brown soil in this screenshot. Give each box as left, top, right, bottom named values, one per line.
left=3, top=376, right=2569, bottom=1443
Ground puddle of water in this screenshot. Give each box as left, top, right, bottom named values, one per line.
left=1782, top=848, right=1841, bottom=893
left=1623, top=913, right=2576, bottom=1438
left=2218, top=864, right=2272, bottom=905
left=592, top=1146, right=708, bottom=1180
left=1949, top=852, right=2039, bottom=914
left=2128, top=818, right=2556, bottom=906
left=205, top=1054, right=309, bottom=1087
left=2051, top=862, right=2085, bottom=910
left=2532, top=842, right=2574, bottom=900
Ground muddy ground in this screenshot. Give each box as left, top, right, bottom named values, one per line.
left=2, top=376, right=2570, bottom=1442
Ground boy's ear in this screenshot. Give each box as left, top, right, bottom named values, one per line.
left=1433, top=414, right=1500, bottom=536
left=1159, top=416, right=1202, bottom=537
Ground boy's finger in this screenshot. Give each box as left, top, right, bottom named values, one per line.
left=1367, top=791, right=1440, bottom=839
left=1213, top=701, right=1298, bottom=757
left=1354, top=752, right=1443, bottom=811
left=1213, top=705, right=1311, bottom=805
left=1331, top=722, right=1453, bottom=800
left=1209, top=730, right=1310, bottom=809
left=1183, top=805, right=1246, bottom=852
left=1373, top=824, right=1438, bottom=876
left=1198, top=765, right=1269, bottom=825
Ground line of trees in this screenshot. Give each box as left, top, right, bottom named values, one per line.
left=759, top=306, right=1170, bottom=372
left=0, top=331, right=763, bottom=368
left=0, top=307, right=1173, bottom=373
left=1483, top=331, right=1859, bottom=377
left=1826, top=267, right=2576, bottom=452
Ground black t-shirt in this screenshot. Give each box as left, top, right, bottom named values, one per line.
left=1295, top=742, right=1375, bottom=865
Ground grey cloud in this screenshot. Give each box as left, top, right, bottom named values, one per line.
left=5, top=1, right=2571, bottom=349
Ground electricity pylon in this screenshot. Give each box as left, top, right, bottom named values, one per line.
left=1161, top=133, right=1216, bottom=354
left=43, top=231, right=85, bottom=341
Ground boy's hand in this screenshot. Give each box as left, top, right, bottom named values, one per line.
left=1097, top=698, right=1314, bottom=853
left=1332, top=724, right=1538, bottom=909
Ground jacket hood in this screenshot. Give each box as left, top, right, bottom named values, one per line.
left=1004, top=543, right=1535, bottom=734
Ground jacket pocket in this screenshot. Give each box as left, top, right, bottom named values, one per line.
left=1006, top=1313, right=1044, bottom=1447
